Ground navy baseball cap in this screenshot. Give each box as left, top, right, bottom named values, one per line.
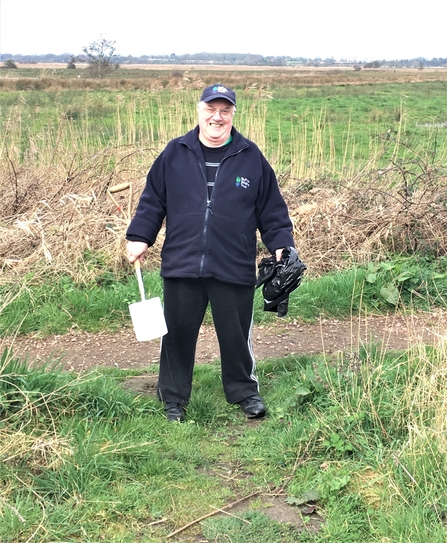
left=200, top=84, right=236, bottom=106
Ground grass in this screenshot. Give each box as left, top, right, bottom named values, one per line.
left=0, top=268, right=161, bottom=337
left=1, top=81, right=446, bottom=180
left=1, top=254, right=447, bottom=338
left=1, top=336, right=447, bottom=542
left=1, top=250, right=446, bottom=542
left=267, top=80, right=447, bottom=177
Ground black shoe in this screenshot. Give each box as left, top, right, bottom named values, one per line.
left=238, top=395, right=266, bottom=419
left=164, top=402, right=185, bottom=422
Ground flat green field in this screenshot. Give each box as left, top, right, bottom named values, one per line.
left=1, top=73, right=446, bottom=180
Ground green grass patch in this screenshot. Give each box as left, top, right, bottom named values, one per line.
left=2, top=338, right=447, bottom=541
left=266, top=81, right=447, bottom=179
left=2, top=255, right=447, bottom=338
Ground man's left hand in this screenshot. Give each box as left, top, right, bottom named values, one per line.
left=275, top=248, right=284, bottom=261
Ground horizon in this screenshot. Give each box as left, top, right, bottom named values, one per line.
left=2, top=51, right=446, bottom=63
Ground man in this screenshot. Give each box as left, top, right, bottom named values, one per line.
left=126, top=84, right=294, bottom=422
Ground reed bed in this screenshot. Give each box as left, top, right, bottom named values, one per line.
left=1, top=84, right=446, bottom=284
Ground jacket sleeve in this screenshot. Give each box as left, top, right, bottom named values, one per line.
left=126, top=152, right=167, bottom=246
left=255, top=153, right=295, bottom=253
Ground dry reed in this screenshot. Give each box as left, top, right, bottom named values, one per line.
left=1, top=81, right=446, bottom=284
left=1, top=159, right=446, bottom=284
left=1, top=66, right=447, bottom=92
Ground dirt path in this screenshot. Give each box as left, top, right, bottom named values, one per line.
left=8, top=309, right=447, bottom=372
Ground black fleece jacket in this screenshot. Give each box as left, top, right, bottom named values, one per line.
left=126, top=126, right=294, bottom=286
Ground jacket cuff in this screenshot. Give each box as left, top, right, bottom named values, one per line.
left=125, top=234, right=151, bottom=244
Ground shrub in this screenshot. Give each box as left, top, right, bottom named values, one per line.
left=1, top=59, right=18, bottom=69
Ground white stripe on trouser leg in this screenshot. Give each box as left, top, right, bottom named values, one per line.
left=247, top=315, right=259, bottom=391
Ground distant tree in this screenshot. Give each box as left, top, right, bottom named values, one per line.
left=66, top=57, right=77, bottom=69
left=81, top=36, right=119, bottom=78
left=364, top=60, right=381, bottom=69
left=353, top=65, right=362, bottom=71
left=1, top=58, right=18, bottom=69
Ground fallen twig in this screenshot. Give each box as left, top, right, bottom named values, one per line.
left=274, top=431, right=316, bottom=496
left=147, top=517, right=167, bottom=527
left=209, top=505, right=252, bottom=524
left=166, top=491, right=260, bottom=539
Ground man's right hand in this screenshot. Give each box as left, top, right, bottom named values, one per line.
left=126, top=241, right=149, bottom=264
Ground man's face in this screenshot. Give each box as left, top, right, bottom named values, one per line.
left=198, top=99, right=235, bottom=147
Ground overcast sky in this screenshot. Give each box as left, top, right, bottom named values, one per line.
left=1, top=0, right=446, bottom=61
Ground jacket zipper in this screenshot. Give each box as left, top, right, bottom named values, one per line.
left=184, top=142, right=248, bottom=276
left=198, top=160, right=210, bottom=275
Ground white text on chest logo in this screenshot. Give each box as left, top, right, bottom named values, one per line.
left=235, top=176, right=250, bottom=189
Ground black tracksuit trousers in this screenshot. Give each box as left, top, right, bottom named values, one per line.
left=157, top=277, right=259, bottom=406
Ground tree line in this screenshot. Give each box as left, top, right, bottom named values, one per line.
left=1, top=45, right=446, bottom=70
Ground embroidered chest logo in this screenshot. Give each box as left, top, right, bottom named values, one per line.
left=235, top=176, right=250, bottom=189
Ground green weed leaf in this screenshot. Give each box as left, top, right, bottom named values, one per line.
left=286, top=488, right=320, bottom=506
left=380, top=284, right=400, bottom=305
left=394, top=271, right=414, bottom=283
left=295, top=385, right=312, bottom=397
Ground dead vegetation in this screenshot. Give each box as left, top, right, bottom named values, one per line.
left=1, top=147, right=446, bottom=285
left=1, top=65, right=447, bottom=92
left=0, top=158, right=142, bottom=284
left=286, top=166, right=447, bottom=272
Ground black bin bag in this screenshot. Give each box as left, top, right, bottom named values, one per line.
left=256, top=246, right=307, bottom=317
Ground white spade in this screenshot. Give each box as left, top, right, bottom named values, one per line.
left=128, top=261, right=167, bottom=342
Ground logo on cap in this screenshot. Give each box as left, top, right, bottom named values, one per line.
left=214, top=85, right=230, bottom=94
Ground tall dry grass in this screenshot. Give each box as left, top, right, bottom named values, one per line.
left=378, top=336, right=447, bottom=523
left=1, top=83, right=447, bottom=285
left=2, top=65, right=447, bottom=92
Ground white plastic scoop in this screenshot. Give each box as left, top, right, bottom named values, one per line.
left=128, top=261, right=167, bottom=342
